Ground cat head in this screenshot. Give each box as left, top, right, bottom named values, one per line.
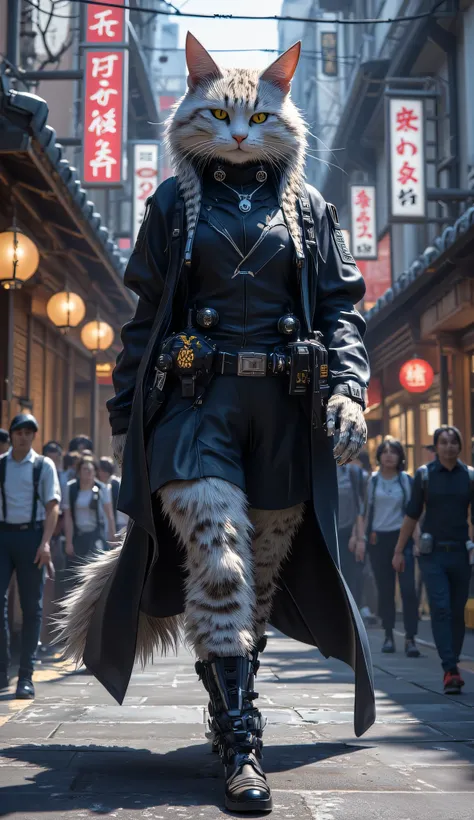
left=165, top=33, right=306, bottom=172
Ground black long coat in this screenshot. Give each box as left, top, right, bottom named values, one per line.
left=84, top=177, right=375, bottom=738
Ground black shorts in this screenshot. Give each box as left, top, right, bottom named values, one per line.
left=147, top=374, right=311, bottom=510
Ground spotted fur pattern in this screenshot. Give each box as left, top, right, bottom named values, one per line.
left=164, top=58, right=307, bottom=257
left=250, top=503, right=305, bottom=638
left=159, top=477, right=256, bottom=658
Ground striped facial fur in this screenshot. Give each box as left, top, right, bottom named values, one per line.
left=165, top=66, right=307, bottom=172
left=164, top=34, right=307, bottom=257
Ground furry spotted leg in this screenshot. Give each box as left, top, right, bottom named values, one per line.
left=160, top=478, right=271, bottom=813
left=250, top=503, right=305, bottom=639
left=159, top=477, right=256, bottom=658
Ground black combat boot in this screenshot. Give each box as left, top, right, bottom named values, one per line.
left=196, top=642, right=272, bottom=813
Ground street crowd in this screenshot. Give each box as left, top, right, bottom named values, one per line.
left=338, top=425, right=474, bottom=696
left=0, top=414, right=126, bottom=700
left=0, top=413, right=472, bottom=702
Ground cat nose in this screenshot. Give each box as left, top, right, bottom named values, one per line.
left=232, top=134, right=247, bottom=144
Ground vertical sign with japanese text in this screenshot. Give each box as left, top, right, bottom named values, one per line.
left=132, top=142, right=159, bottom=244
left=83, top=2, right=128, bottom=187
left=86, top=1, right=127, bottom=44
left=321, top=32, right=337, bottom=77
left=350, top=184, right=377, bottom=259
left=388, top=98, right=426, bottom=221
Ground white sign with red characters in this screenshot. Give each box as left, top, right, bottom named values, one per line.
left=350, top=185, right=377, bottom=259
left=86, top=1, right=127, bottom=44
left=83, top=50, right=127, bottom=186
left=389, top=98, right=426, bottom=221
left=133, top=143, right=159, bottom=243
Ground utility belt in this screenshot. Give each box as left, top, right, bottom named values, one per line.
left=144, top=328, right=330, bottom=432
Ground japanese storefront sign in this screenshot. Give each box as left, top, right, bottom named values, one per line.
left=83, top=2, right=128, bottom=187
left=350, top=185, right=377, bottom=259
left=132, top=142, right=159, bottom=244
left=399, top=358, right=434, bottom=393
left=388, top=98, right=426, bottom=221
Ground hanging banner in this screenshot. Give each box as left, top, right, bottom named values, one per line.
left=83, top=50, right=127, bottom=186
left=388, top=97, right=426, bottom=221
left=132, top=142, right=160, bottom=244
left=321, top=32, right=337, bottom=77
left=86, top=1, right=128, bottom=45
left=350, top=184, right=377, bottom=259
left=357, top=232, right=392, bottom=310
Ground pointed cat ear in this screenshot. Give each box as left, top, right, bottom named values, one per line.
left=260, top=42, right=301, bottom=93
left=186, top=32, right=221, bottom=89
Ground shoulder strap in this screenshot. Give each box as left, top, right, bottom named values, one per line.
left=31, top=456, right=44, bottom=524
left=366, top=473, right=379, bottom=536
left=298, top=190, right=316, bottom=337
left=420, top=464, right=429, bottom=503
left=69, top=480, right=79, bottom=529
left=111, top=477, right=120, bottom=512
left=0, top=455, right=6, bottom=520
left=467, top=466, right=474, bottom=497
left=398, top=472, right=408, bottom=510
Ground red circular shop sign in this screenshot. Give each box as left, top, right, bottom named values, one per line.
left=399, top=358, right=434, bottom=393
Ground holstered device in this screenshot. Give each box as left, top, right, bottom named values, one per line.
left=287, top=334, right=330, bottom=430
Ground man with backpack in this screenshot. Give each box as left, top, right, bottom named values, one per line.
left=0, top=414, right=60, bottom=698
left=393, top=425, right=474, bottom=694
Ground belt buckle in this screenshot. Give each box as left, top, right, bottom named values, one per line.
left=237, top=352, right=267, bottom=377
left=19, top=524, right=28, bottom=531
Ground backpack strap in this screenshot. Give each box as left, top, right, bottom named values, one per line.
left=366, top=473, right=379, bottom=537
left=0, top=454, right=7, bottom=521
left=419, top=464, right=429, bottom=503
left=69, top=480, right=79, bottom=531
left=297, top=191, right=316, bottom=337
left=31, top=455, right=44, bottom=525
left=467, top=466, right=474, bottom=502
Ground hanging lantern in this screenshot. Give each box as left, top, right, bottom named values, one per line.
left=0, top=228, right=40, bottom=290
left=81, top=319, right=114, bottom=353
left=46, top=290, right=86, bottom=333
left=399, top=358, right=434, bottom=393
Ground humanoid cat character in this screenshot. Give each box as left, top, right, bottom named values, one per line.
left=59, top=34, right=374, bottom=813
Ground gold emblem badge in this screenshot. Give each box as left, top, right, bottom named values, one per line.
left=320, top=364, right=329, bottom=379
left=177, top=335, right=196, bottom=369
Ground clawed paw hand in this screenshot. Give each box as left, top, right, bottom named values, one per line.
left=326, top=395, right=367, bottom=465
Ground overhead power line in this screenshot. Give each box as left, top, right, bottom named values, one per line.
left=73, top=0, right=450, bottom=26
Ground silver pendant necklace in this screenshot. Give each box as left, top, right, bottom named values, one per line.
left=218, top=178, right=266, bottom=213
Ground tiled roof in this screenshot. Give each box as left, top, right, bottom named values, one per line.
left=0, top=83, right=127, bottom=279
left=365, top=205, right=474, bottom=322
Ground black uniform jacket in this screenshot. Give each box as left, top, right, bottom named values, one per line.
left=84, top=176, right=375, bottom=737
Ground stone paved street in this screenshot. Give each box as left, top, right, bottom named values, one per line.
left=1, top=625, right=474, bottom=819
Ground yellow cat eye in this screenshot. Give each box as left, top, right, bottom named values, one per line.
left=211, top=109, right=228, bottom=120
left=251, top=112, right=268, bottom=124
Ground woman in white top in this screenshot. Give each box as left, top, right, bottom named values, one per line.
left=64, top=457, right=115, bottom=580
left=365, top=438, right=420, bottom=658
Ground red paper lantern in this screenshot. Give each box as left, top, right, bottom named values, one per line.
left=399, top=358, right=434, bottom=393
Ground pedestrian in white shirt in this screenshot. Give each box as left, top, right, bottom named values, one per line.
left=0, top=414, right=60, bottom=699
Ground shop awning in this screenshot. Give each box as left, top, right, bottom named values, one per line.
left=0, top=78, right=135, bottom=319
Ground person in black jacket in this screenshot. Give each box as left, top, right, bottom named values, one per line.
left=58, top=35, right=374, bottom=812
left=393, top=426, right=473, bottom=694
